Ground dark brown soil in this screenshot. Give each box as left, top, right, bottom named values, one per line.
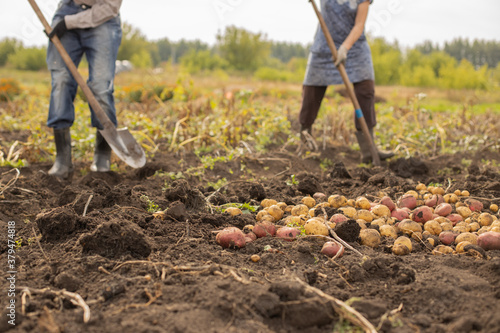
left=1, top=144, right=500, bottom=333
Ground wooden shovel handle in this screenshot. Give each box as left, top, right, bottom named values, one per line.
left=27, top=0, right=115, bottom=130
left=309, top=0, right=381, bottom=166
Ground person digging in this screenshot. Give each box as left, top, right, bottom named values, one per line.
left=299, top=0, right=393, bottom=163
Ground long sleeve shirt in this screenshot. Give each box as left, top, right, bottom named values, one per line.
left=65, top=0, right=123, bottom=29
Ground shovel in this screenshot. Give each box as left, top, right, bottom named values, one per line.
left=308, top=0, right=381, bottom=166
left=28, top=0, right=146, bottom=169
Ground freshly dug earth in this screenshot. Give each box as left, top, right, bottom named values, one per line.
left=1, top=146, right=500, bottom=333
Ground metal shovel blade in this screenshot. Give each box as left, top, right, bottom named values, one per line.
left=100, top=127, right=146, bottom=169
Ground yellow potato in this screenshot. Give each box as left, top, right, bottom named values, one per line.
left=355, top=197, right=371, bottom=210
left=392, top=244, right=411, bottom=256
left=477, top=226, right=490, bottom=234
left=277, top=202, right=288, bottom=211
left=398, top=219, right=423, bottom=236
left=357, top=209, right=374, bottom=223
left=291, top=204, right=309, bottom=217
left=371, top=204, right=391, bottom=218
left=225, top=207, right=242, bottom=216
left=256, top=210, right=274, bottom=222
left=357, top=220, right=367, bottom=229
left=432, top=245, right=454, bottom=255
left=479, top=213, right=494, bottom=226
left=304, top=218, right=329, bottom=236
left=453, top=225, right=468, bottom=233
left=267, top=205, right=284, bottom=221
left=359, top=229, right=381, bottom=248
left=455, top=232, right=478, bottom=245
left=328, top=195, right=347, bottom=208
left=371, top=218, right=387, bottom=228
left=490, top=204, right=499, bottom=213
left=416, top=183, right=427, bottom=191
left=411, top=232, right=423, bottom=241
left=461, top=190, right=470, bottom=197
left=424, top=220, right=443, bottom=235
left=394, top=236, right=412, bottom=252
left=380, top=225, right=398, bottom=239
left=302, top=196, right=316, bottom=208
left=427, top=237, right=436, bottom=247
left=468, top=222, right=480, bottom=232
left=347, top=199, right=355, bottom=207
left=340, top=206, right=357, bottom=219
left=444, top=193, right=458, bottom=204
left=456, top=241, right=472, bottom=253
left=309, top=208, right=316, bottom=217
left=456, top=206, right=472, bottom=219
left=454, top=189, right=462, bottom=196
left=440, top=222, right=453, bottom=231
left=261, top=199, right=278, bottom=208
left=406, top=190, right=419, bottom=198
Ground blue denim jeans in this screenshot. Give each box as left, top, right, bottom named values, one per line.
left=46, top=0, right=122, bottom=130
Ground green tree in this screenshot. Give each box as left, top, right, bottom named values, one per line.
left=118, top=23, right=159, bottom=67
left=216, top=26, right=270, bottom=72
left=180, top=49, right=228, bottom=73
left=370, top=38, right=402, bottom=85
left=7, top=46, right=47, bottom=71
left=0, top=38, right=22, bottom=67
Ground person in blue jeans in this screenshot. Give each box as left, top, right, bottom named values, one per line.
left=46, top=0, right=123, bottom=179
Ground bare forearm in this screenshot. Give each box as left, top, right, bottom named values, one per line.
left=342, top=1, right=369, bottom=50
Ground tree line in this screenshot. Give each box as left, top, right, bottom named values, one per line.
left=1, top=24, right=499, bottom=90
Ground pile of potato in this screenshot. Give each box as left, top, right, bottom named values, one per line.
left=215, top=184, right=500, bottom=257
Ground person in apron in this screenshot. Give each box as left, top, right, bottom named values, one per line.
left=46, top=0, right=123, bottom=179
left=300, top=0, right=393, bottom=163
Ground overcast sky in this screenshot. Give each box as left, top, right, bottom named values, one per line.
left=2, top=0, right=500, bottom=48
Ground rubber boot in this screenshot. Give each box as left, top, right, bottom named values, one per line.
left=355, top=129, right=394, bottom=164
left=90, top=130, right=111, bottom=172
left=48, top=128, right=74, bottom=180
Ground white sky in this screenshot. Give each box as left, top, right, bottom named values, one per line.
left=2, top=0, right=500, bottom=48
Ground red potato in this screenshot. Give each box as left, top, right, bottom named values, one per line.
left=330, top=213, right=349, bottom=224
left=425, top=194, right=438, bottom=208
left=446, top=214, right=463, bottom=225
left=244, top=232, right=257, bottom=243
left=321, top=241, right=344, bottom=258
left=216, top=227, right=247, bottom=249
left=412, top=206, right=434, bottom=223
left=477, top=231, right=500, bottom=251
left=313, top=192, right=327, bottom=201
left=398, top=194, right=417, bottom=210
left=392, top=208, right=410, bottom=221
left=466, top=198, right=483, bottom=212
left=276, top=227, right=301, bottom=241
left=435, top=203, right=452, bottom=217
left=439, top=231, right=457, bottom=245
left=379, top=196, right=396, bottom=211
left=253, top=221, right=277, bottom=238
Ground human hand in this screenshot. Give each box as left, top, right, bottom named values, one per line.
left=48, top=19, right=67, bottom=39
left=334, top=44, right=348, bottom=67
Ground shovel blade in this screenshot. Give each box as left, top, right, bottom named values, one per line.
left=99, top=127, right=146, bottom=169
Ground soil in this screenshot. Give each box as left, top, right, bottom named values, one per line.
left=1, top=144, right=500, bottom=333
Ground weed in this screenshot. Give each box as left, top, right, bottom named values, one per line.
left=207, top=178, right=228, bottom=190
left=286, top=174, right=299, bottom=186
left=140, top=195, right=160, bottom=213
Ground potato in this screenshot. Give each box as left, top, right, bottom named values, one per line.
left=379, top=196, right=396, bottom=211
left=328, top=195, right=347, bottom=208
left=355, top=197, right=371, bottom=210
left=267, top=205, right=284, bottom=221
left=276, top=227, right=301, bottom=241
left=256, top=210, right=274, bottom=222
left=359, top=229, right=381, bottom=248
left=339, top=206, right=357, bottom=219
left=456, top=206, right=472, bottom=219
left=284, top=215, right=305, bottom=226
left=371, top=218, right=386, bottom=228
left=477, top=231, right=500, bottom=251
left=424, top=220, right=443, bottom=236
left=453, top=225, right=469, bottom=234
left=304, top=218, right=330, bottom=236
left=411, top=232, right=423, bottom=241
left=357, top=209, right=374, bottom=222
left=469, top=222, right=481, bottom=232
left=394, top=236, right=412, bottom=252
left=330, top=213, right=349, bottom=224
left=291, top=204, right=309, bottom=217
left=276, top=202, right=288, bottom=211
left=398, top=194, right=417, bottom=210
left=321, top=241, right=344, bottom=258
left=435, top=203, right=452, bottom=217
left=440, top=221, right=453, bottom=231
left=357, top=220, right=367, bottom=229
left=425, top=194, right=438, bottom=208
left=432, top=245, right=454, bottom=255
left=465, top=198, right=483, bottom=212
left=216, top=227, right=247, bottom=249
left=379, top=225, right=398, bottom=239
left=392, top=244, right=411, bottom=256
left=302, top=196, right=316, bottom=208
left=347, top=199, right=355, bottom=207
left=391, top=208, right=409, bottom=221
left=244, top=232, right=257, bottom=243
left=416, top=183, right=427, bottom=191
left=308, top=208, right=316, bottom=217
left=313, top=192, right=327, bottom=201
left=455, top=232, right=478, bottom=245
left=253, top=221, right=277, bottom=238
left=490, top=204, right=499, bottom=213
left=261, top=199, right=278, bottom=208
left=443, top=193, right=458, bottom=204
left=398, top=219, right=423, bottom=236
left=371, top=204, right=391, bottom=218
left=412, top=206, right=434, bottom=223
left=478, top=213, right=494, bottom=226
left=454, top=189, right=461, bottom=196
left=456, top=241, right=472, bottom=253
left=446, top=214, right=463, bottom=225
left=439, top=231, right=457, bottom=245
left=432, top=187, right=445, bottom=196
